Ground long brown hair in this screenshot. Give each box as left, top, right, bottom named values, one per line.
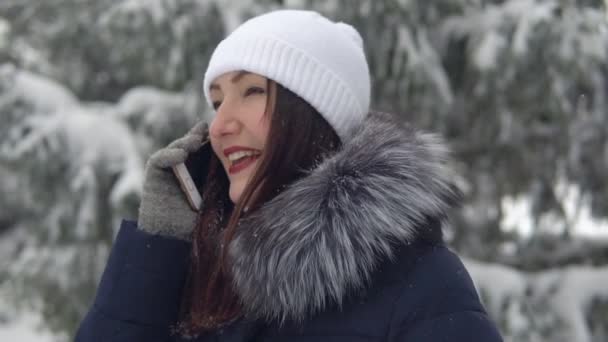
left=176, top=78, right=342, bottom=336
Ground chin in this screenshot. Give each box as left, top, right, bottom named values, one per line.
left=229, top=184, right=244, bottom=204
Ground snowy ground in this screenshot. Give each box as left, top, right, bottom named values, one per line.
left=0, top=286, right=62, bottom=341
left=0, top=309, right=58, bottom=342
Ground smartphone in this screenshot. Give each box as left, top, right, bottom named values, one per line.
left=171, top=140, right=212, bottom=211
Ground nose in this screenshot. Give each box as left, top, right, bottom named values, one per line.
left=209, top=102, right=239, bottom=139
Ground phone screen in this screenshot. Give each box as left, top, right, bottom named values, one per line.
left=184, top=140, right=212, bottom=189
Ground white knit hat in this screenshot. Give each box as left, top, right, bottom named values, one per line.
left=203, top=10, right=371, bottom=142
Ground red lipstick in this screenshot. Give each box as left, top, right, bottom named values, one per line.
left=224, top=146, right=261, bottom=175
left=223, top=146, right=259, bottom=157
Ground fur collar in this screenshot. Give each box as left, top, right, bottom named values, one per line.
left=228, top=111, right=460, bottom=323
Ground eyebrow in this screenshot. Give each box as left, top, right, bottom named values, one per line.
left=209, top=71, right=251, bottom=91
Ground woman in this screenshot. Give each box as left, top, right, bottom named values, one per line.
left=76, top=9, right=503, bottom=341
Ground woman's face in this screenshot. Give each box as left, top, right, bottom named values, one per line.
left=208, top=71, right=271, bottom=204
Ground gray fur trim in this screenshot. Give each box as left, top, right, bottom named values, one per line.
left=228, top=111, right=460, bottom=323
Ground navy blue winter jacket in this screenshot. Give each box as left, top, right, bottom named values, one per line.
left=76, top=112, right=503, bottom=341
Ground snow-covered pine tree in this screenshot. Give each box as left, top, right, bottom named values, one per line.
left=1, top=0, right=608, bottom=340
left=0, top=0, right=225, bottom=101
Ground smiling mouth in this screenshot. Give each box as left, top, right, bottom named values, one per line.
left=227, top=151, right=261, bottom=175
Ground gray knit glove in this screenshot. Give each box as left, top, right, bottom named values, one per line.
left=137, top=120, right=209, bottom=241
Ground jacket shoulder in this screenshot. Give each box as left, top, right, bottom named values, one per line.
left=385, top=244, right=503, bottom=341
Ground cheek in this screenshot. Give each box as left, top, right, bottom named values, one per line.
left=209, top=137, right=224, bottom=164
left=254, top=123, right=270, bottom=145
left=208, top=119, right=222, bottom=156
left=248, top=113, right=270, bottom=144
left=243, top=97, right=270, bottom=143
left=208, top=118, right=220, bottom=139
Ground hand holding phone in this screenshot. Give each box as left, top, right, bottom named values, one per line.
left=138, top=120, right=210, bottom=239
left=171, top=140, right=211, bottom=211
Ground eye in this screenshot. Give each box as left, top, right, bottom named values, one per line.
left=244, top=86, right=266, bottom=97
left=212, top=100, right=222, bottom=110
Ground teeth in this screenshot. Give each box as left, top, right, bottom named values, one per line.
left=227, top=150, right=260, bottom=162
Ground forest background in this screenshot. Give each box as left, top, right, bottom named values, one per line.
left=1, top=0, right=608, bottom=341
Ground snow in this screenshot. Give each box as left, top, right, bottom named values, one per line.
left=534, top=266, right=608, bottom=342
left=396, top=27, right=453, bottom=106
left=509, top=0, right=556, bottom=58
left=114, top=85, right=202, bottom=156
left=0, top=66, right=144, bottom=337
left=464, top=258, right=527, bottom=318
left=2, top=66, right=145, bottom=200
left=464, top=258, right=608, bottom=342
left=213, top=0, right=259, bottom=32
left=56, top=107, right=144, bottom=236
left=116, top=86, right=195, bottom=125
left=501, top=180, right=608, bottom=238
left=62, top=105, right=143, bottom=179
left=0, top=290, right=60, bottom=342
left=443, top=0, right=558, bottom=70
left=417, top=29, right=454, bottom=106
left=101, top=0, right=171, bottom=25
left=578, top=9, right=608, bottom=61
left=1, top=64, right=77, bottom=113
left=2, top=102, right=144, bottom=223
left=0, top=18, right=8, bottom=48
left=2, top=2, right=608, bottom=340
left=0, top=313, right=57, bottom=342
left=283, top=0, right=308, bottom=9
left=474, top=31, right=506, bottom=71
